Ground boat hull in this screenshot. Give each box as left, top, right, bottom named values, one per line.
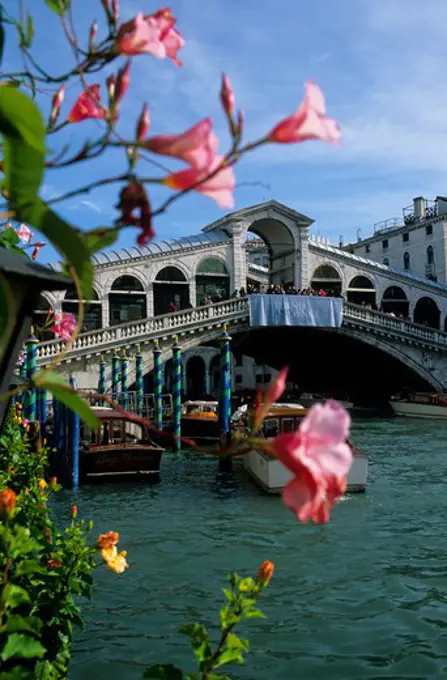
left=81, top=445, right=163, bottom=481
left=243, top=449, right=368, bottom=494
left=390, top=401, right=447, bottom=419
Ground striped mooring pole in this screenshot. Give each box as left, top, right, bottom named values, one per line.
left=120, top=349, right=128, bottom=410
left=171, top=336, right=182, bottom=450
left=135, top=345, right=144, bottom=417
left=218, top=324, right=232, bottom=437
left=98, top=355, right=106, bottom=395
left=25, top=329, right=39, bottom=422
left=112, top=351, right=120, bottom=402
left=153, top=339, right=163, bottom=431
left=69, top=377, right=80, bottom=491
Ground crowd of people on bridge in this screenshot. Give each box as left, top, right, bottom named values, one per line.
left=238, top=283, right=343, bottom=297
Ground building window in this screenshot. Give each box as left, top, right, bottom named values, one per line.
left=427, top=245, right=434, bottom=265
left=235, top=375, right=243, bottom=384
left=403, top=252, right=410, bottom=271
left=382, top=239, right=389, bottom=250
left=255, top=374, right=263, bottom=383
left=383, top=258, right=389, bottom=266
left=426, top=224, right=433, bottom=236
left=365, top=244, right=370, bottom=254
left=402, top=232, right=409, bottom=242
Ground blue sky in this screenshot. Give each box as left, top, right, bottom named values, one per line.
left=4, top=0, right=447, bottom=261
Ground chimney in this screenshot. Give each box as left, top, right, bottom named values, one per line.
left=413, top=196, right=426, bottom=220
left=356, top=228, right=361, bottom=241
left=339, top=235, right=344, bottom=248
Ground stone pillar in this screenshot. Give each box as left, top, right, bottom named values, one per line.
left=101, top=295, right=109, bottom=327
left=297, top=225, right=310, bottom=289
left=230, top=220, right=248, bottom=292
left=147, top=283, right=154, bottom=318
left=189, top=277, right=197, bottom=308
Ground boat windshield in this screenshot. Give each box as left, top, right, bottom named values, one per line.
left=82, top=420, right=146, bottom=445
left=184, top=403, right=217, bottom=415
left=261, top=415, right=303, bottom=438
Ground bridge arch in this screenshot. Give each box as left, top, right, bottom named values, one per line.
left=185, top=355, right=206, bottom=398
left=109, top=274, right=147, bottom=326
left=153, top=265, right=190, bottom=315
left=413, top=296, right=440, bottom=329
left=195, top=256, right=230, bottom=305
left=247, top=218, right=296, bottom=285
left=311, top=263, right=342, bottom=295
left=381, top=285, right=409, bottom=317
left=62, top=285, right=102, bottom=331
left=346, top=275, right=376, bottom=307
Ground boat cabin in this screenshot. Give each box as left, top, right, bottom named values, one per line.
left=81, top=410, right=154, bottom=447
left=182, top=401, right=218, bottom=419
left=239, top=403, right=308, bottom=438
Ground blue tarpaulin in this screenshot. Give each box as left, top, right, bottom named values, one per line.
left=248, top=295, right=343, bottom=328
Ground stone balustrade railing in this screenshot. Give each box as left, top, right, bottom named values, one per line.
left=35, top=297, right=447, bottom=364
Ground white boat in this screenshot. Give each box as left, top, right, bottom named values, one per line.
left=239, top=403, right=368, bottom=494
left=390, top=392, right=447, bottom=419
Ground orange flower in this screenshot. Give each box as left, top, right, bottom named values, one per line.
left=71, top=505, right=77, bottom=519
left=101, top=547, right=129, bottom=574
left=97, top=531, right=120, bottom=550
left=38, top=479, right=47, bottom=490
left=256, top=560, right=274, bottom=586
left=47, top=557, right=62, bottom=569
left=50, top=477, right=58, bottom=487
left=0, top=489, right=17, bottom=515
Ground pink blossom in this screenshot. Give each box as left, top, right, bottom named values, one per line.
left=268, top=81, right=341, bottom=145
left=269, top=400, right=352, bottom=523
left=220, top=73, right=235, bottom=117
left=144, top=118, right=216, bottom=170
left=32, top=242, right=46, bottom=261
left=136, top=103, right=149, bottom=141
left=116, top=9, right=184, bottom=65
left=67, top=85, right=106, bottom=123
left=115, top=60, right=131, bottom=103
left=51, top=312, right=77, bottom=342
left=163, top=146, right=235, bottom=209
left=264, top=366, right=289, bottom=406
left=16, top=224, right=33, bottom=244
left=21, top=418, right=29, bottom=428
left=16, top=350, right=25, bottom=367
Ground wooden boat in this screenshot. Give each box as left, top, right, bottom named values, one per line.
left=79, top=408, right=164, bottom=481
left=181, top=400, right=220, bottom=446
left=390, top=392, right=447, bottom=419
left=239, top=403, right=368, bottom=494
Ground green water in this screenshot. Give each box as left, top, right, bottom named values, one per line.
left=56, top=418, right=447, bottom=679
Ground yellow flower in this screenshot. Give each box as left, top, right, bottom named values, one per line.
left=100, top=546, right=129, bottom=574
left=38, top=479, right=47, bottom=490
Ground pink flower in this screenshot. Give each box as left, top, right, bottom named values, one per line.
left=21, top=418, right=29, bottom=428
left=16, top=350, right=25, bottom=367
left=67, top=85, right=106, bottom=123
left=16, top=224, right=33, bottom=244
left=220, top=73, right=235, bottom=117
left=32, top=242, right=46, bottom=261
left=51, top=312, right=77, bottom=342
left=136, top=103, right=149, bottom=141
left=268, top=81, right=341, bottom=145
left=116, top=9, right=184, bottom=65
left=269, top=400, right=352, bottom=523
left=144, top=118, right=216, bottom=169
left=163, top=153, right=235, bottom=209
left=265, top=366, right=289, bottom=406
left=115, top=60, right=131, bottom=103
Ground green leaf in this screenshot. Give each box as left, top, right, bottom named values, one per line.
left=226, top=633, right=249, bottom=650
left=0, top=87, right=45, bottom=152
left=0, top=668, right=34, bottom=680
left=25, top=200, right=93, bottom=300
left=1, top=228, right=20, bottom=247
left=25, top=14, right=34, bottom=48
left=1, top=583, right=31, bottom=609
left=33, top=372, right=100, bottom=429
left=0, top=272, right=15, bottom=346
left=15, top=559, right=46, bottom=576
left=0, top=614, right=43, bottom=635
left=238, top=577, right=255, bottom=593
left=214, top=648, right=244, bottom=668
left=83, top=228, right=118, bottom=256
left=1, top=633, right=46, bottom=661
left=44, top=0, right=71, bottom=16
left=242, top=609, right=265, bottom=619
left=143, top=666, right=183, bottom=680
left=0, top=7, right=5, bottom=67
left=179, top=623, right=212, bottom=665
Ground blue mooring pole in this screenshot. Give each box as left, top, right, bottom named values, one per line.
left=120, top=350, right=128, bottom=410
left=135, top=345, right=143, bottom=417
left=69, top=377, right=80, bottom=490
left=98, top=354, right=106, bottom=395
left=171, top=337, right=182, bottom=450
left=218, top=324, right=232, bottom=437
left=153, top=339, right=163, bottom=431
left=112, top=351, right=120, bottom=402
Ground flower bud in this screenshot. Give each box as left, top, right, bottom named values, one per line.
left=236, top=109, right=244, bottom=139
left=38, top=478, right=48, bottom=490
left=89, top=20, right=98, bottom=50
left=256, top=560, right=274, bottom=586
left=0, top=489, right=17, bottom=515
left=220, top=73, right=235, bottom=117
left=111, top=0, right=119, bottom=24
left=49, top=85, right=65, bottom=128
left=50, top=476, right=58, bottom=487
left=136, top=103, right=149, bottom=141
left=87, top=520, right=94, bottom=531
left=71, top=504, right=78, bottom=519
left=115, top=60, right=131, bottom=103
left=106, top=74, right=116, bottom=105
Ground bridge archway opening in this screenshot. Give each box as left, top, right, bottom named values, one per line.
left=62, top=285, right=102, bottom=331
left=209, top=354, right=221, bottom=396
left=381, top=286, right=409, bottom=317
left=186, top=356, right=206, bottom=399
left=109, top=275, right=147, bottom=326
left=346, top=275, right=376, bottom=308
left=196, top=258, right=230, bottom=306
left=414, top=296, right=440, bottom=329
left=32, top=295, right=53, bottom=340
left=246, top=232, right=270, bottom=291
left=247, top=218, right=295, bottom=287
left=311, top=265, right=342, bottom=295
left=154, top=266, right=190, bottom=315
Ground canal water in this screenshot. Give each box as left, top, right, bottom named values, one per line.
left=55, top=418, right=447, bottom=679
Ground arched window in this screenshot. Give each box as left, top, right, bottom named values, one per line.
left=427, top=245, right=434, bottom=265
left=62, top=286, right=102, bottom=331
left=403, top=252, right=410, bottom=271
left=195, top=258, right=230, bottom=306
left=414, top=296, right=440, bottom=329
left=381, top=286, right=409, bottom=317
left=109, top=275, right=146, bottom=326
left=154, top=266, right=190, bottom=316
left=383, top=258, right=389, bottom=266
left=346, top=276, right=376, bottom=307
left=310, top=264, right=342, bottom=295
